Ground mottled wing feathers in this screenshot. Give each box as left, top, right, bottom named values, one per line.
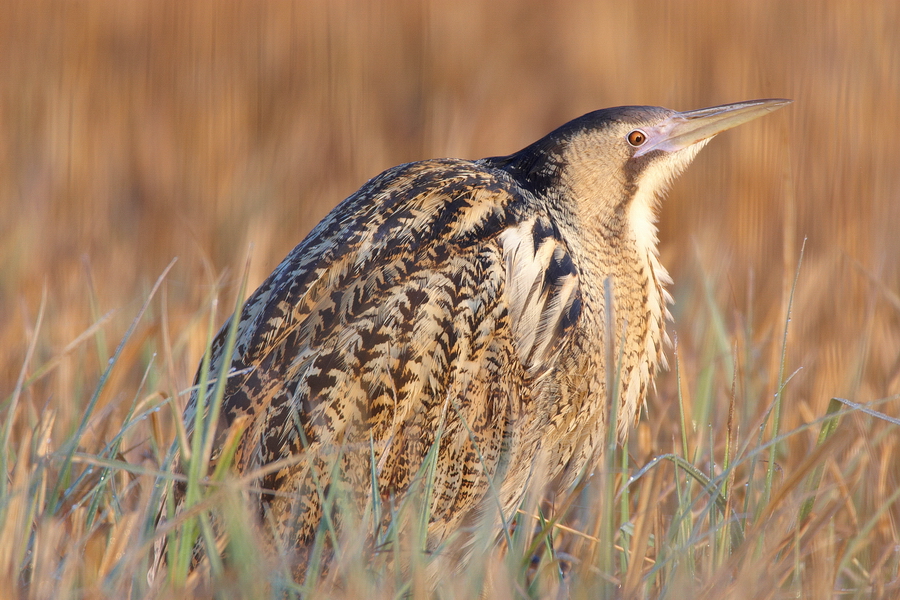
left=231, top=161, right=514, bottom=367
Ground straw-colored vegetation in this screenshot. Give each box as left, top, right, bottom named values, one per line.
left=2, top=1, right=898, bottom=598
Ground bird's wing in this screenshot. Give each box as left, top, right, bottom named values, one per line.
left=197, top=159, right=518, bottom=422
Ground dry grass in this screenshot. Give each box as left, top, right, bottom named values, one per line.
left=2, top=1, right=899, bottom=598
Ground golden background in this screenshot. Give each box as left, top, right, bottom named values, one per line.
left=1, top=1, right=898, bottom=593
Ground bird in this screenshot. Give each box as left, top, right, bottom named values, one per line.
left=156, top=98, right=789, bottom=582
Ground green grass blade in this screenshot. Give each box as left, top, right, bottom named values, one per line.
left=797, top=398, right=843, bottom=524
left=764, top=238, right=806, bottom=506
left=49, top=258, right=176, bottom=514
left=1, top=285, right=47, bottom=501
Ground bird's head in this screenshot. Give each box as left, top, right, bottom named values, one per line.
left=489, top=99, right=790, bottom=249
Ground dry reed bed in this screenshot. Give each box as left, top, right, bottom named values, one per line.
left=1, top=1, right=898, bottom=597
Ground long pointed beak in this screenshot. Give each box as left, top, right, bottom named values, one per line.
left=633, top=98, right=791, bottom=157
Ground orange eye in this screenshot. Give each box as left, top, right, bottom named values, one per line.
left=627, top=129, right=647, bottom=147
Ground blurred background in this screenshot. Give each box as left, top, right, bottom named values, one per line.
left=1, top=0, right=898, bottom=490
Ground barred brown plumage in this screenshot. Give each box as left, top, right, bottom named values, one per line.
left=152, top=99, right=789, bottom=583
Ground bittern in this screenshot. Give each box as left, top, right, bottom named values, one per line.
left=157, top=98, right=789, bottom=580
